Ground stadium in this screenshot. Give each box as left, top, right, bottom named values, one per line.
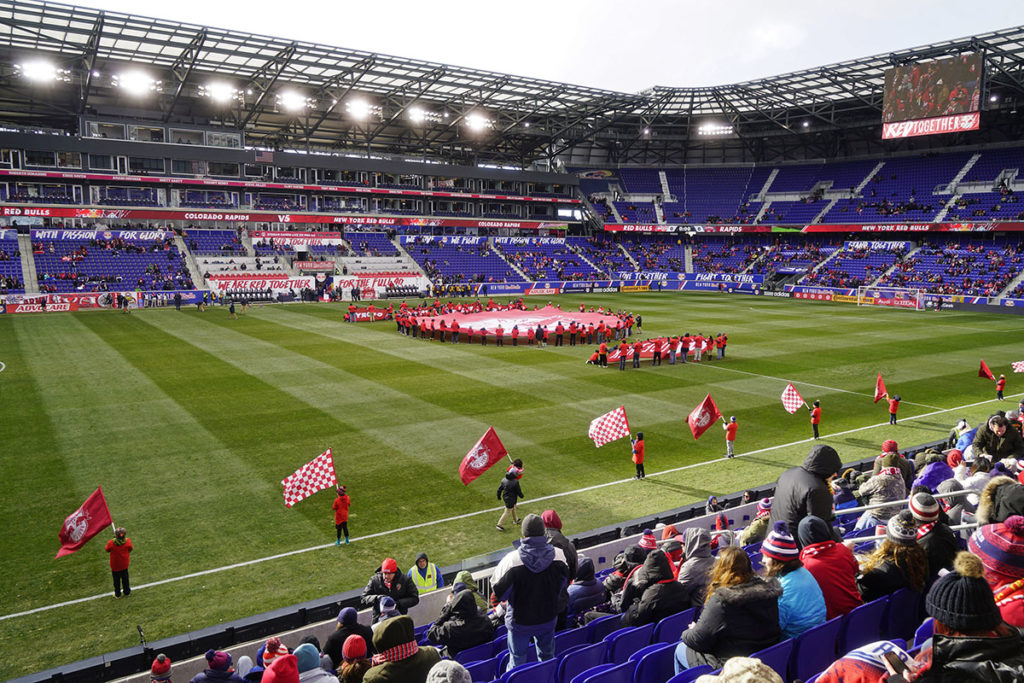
left=2, top=1, right=1024, bottom=681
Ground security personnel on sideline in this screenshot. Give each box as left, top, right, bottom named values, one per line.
left=408, top=552, right=445, bottom=593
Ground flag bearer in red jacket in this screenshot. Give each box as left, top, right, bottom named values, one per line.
left=105, top=527, right=133, bottom=598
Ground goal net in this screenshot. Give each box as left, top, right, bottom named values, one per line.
left=856, top=286, right=925, bottom=311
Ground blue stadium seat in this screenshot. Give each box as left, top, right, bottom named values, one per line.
left=554, top=627, right=589, bottom=655
left=652, top=608, right=696, bottom=643
left=603, top=623, right=653, bottom=663
left=913, top=617, right=934, bottom=648
left=789, top=616, right=842, bottom=682
left=631, top=641, right=676, bottom=683
left=557, top=642, right=607, bottom=683
left=465, top=653, right=501, bottom=682
left=572, top=659, right=637, bottom=683
left=883, top=588, right=923, bottom=641
left=838, top=596, right=888, bottom=653
left=586, top=614, right=623, bottom=643
left=502, top=658, right=557, bottom=683
left=749, top=638, right=794, bottom=680
left=665, top=665, right=714, bottom=683
left=456, top=639, right=497, bottom=665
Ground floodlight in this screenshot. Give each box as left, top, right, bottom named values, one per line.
left=465, top=112, right=491, bottom=131
left=697, top=122, right=734, bottom=136
left=203, top=81, right=237, bottom=104
left=642, top=127, right=650, bottom=135
left=802, top=120, right=810, bottom=128
left=408, top=106, right=425, bottom=123
left=346, top=99, right=370, bottom=119
left=990, top=94, right=999, bottom=102
left=18, top=60, right=57, bottom=83
left=277, top=90, right=308, bottom=112
left=523, top=122, right=530, bottom=128
left=115, top=70, right=158, bottom=96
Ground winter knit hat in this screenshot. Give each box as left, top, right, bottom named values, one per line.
left=762, top=521, right=799, bottom=562
left=426, top=659, right=473, bottom=683
left=262, top=654, right=299, bottom=683
left=337, top=606, right=358, bottom=626
left=341, top=634, right=367, bottom=662
left=150, top=654, right=172, bottom=681
left=661, top=524, right=679, bottom=540
left=293, top=644, right=320, bottom=674
left=205, top=650, right=232, bottom=672
left=947, top=450, right=964, bottom=469
left=968, top=515, right=1024, bottom=581
left=541, top=509, right=562, bottom=530
left=521, top=513, right=545, bottom=537
left=694, top=656, right=784, bottom=683
left=909, top=492, right=940, bottom=523
left=925, top=552, right=1003, bottom=632
left=638, top=529, right=658, bottom=551
left=381, top=557, right=398, bottom=573
left=379, top=596, right=398, bottom=617
left=882, top=439, right=899, bottom=454
left=755, top=498, right=772, bottom=518
left=263, top=638, right=288, bottom=667
left=887, top=510, right=918, bottom=546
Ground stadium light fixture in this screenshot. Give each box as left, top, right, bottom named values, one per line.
left=346, top=98, right=370, bottom=119
left=802, top=120, right=810, bottom=128
left=201, top=81, right=240, bottom=104
left=990, top=94, right=999, bottom=102
left=642, top=127, right=651, bottom=135
left=15, top=60, right=69, bottom=84
left=277, top=90, right=309, bottom=112
left=408, top=106, right=425, bottom=123
left=697, top=122, right=734, bottom=136
left=523, top=122, right=530, bottom=128
left=114, top=70, right=160, bottom=96
left=465, top=112, right=492, bottom=132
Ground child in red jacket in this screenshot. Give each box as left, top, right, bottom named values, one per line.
left=333, top=485, right=351, bottom=545
left=105, top=527, right=133, bottom=598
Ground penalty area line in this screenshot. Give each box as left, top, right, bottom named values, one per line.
left=3, top=391, right=1019, bottom=623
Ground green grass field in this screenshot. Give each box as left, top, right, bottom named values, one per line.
left=1, top=292, right=1022, bottom=677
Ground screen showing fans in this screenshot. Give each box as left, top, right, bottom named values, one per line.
left=881, top=53, right=983, bottom=139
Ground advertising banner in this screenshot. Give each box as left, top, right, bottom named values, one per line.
left=882, top=113, right=981, bottom=140
left=350, top=309, right=392, bottom=322
left=5, top=301, right=79, bottom=313
left=293, top=261, right=336, bottom=271
left=332, top=273, right=427, bottom=291
left=399, top=235, right=486, bottom=246
left=30, top=228, right=171, bottom=240
left=251, top=230, right=344, bottom=245
left=208, top=275, right=315, bottom=292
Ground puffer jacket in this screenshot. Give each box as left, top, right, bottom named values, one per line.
left=496, top=472, right=523, bottom=509
left=972, top=422, right=1024, bottom=460
left=425, top=590, right=495, bottom=656
left=568, top=558, right=607, bottom=614
left=912, top=624, right=1024, bottom=682
left=976, top=476, right=1024, bottom=525
left=771, top=445, right=843, bottom=533
left=620, top=550, right=690, bottom=627
left=776, top=565, right=827, bottom=639
left=677, top=528, right=715, bottom=608
left=856, top=469, right=907, bottom=522
left=360, top=567, right=419, bottom=622
left=680, top=576, right=783, bottom=671
left=603, top=545, right=645, bottom=596
left=913, top=461, right=955, bottom=493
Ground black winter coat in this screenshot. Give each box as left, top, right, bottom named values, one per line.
left=360, top=567, right=419, bottom=622
left=916, top=625, right=1024, bottom=682
left=425, top=590, right=495, bottom=656
left=680, top=576, right=783, bottom=671
left=621, top=550, right=691, bottom=627
left=324, top=621, right=375, bottom=666
left=919, top=522, right=959, bottom=586
left=497, top=472, right=524, bottom=509
left=856, top=559, right=917, bottom=603
left=771, top=444, right=843, bottom=537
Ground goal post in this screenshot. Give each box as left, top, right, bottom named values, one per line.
left=856, top=286, right=925, bottom=311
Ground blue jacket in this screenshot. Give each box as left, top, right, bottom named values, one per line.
left=777, top=566, right=827, bottom=639
left=912, top=461, right=955, bottom=493
left=567, top=558, right=607, bottom=614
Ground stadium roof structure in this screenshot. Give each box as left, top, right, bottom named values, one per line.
left=2, top=0, right=1024, bottom=166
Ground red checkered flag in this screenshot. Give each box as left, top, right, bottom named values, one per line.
left=589, top=406, right=631, bottom=447
left=1013, top=361, right=1024, bottom=374
left=781, top=383, right=805, bottom=414
left=687, top=394, right=723, bottom=440
left=282, top=449, right=337, bottom=508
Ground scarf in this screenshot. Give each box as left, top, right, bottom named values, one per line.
left=370, top=640, right=418, bottom=665
left=800, top=540, right=835, bottom=558
left=995, top=577, right=1024, bottom=608
left=878, top=467, right=899, bottom=477
left=916, top=522, right=935, bottom=540
left=114, top=536, right=127, bottom=546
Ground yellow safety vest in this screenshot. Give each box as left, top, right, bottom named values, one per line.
left=410, top=564, right=440, bottom=592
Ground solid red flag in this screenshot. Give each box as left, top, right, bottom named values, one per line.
left=874, top=373, right=887, bottom=403
left=56, top=487, right=113, bottom=559
left=687, top=394, right=723, bottom=441
left=282, top=449, right=337, bottom=508
left=459, top=427, right=509, bottom=485
left=979, top=359, right=996, bottom=381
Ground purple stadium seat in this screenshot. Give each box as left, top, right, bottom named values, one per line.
left=585, top=613, right=623, bottom=643
left=666, top=665, right=714, bottom=683
left=789, top=616, right=842, bottom=682
left=749, top=637, right=793, bottom=680
left=913, top=617, right=934, bottom=648
left=556, top=642, right=607, bottom=683
left=603, top=623, right=653, bottom=663
left=553, top=627, right=589, bottom=655
left=501, top=658, right=556, bottom=683
left=631, top=641, right=676, bottom=683
left=653, top=607, right=696, bottom=643
left=465, top=653, right=501, bottom=682
left=838, top=596, right=888, bottom=653
left=455, top=639, right=497, bottom=665
left=571, top=659, right=636, bottom=683
left=882, top=588, right=924, bottom=641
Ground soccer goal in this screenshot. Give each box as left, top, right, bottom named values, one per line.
left=856, top=286, right=925, bottom=311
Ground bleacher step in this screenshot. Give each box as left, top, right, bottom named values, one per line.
left=174, top=235, right=206, bottom=290
left=17, top=233, right=38, bottom=293
left=873, top=245, right=921, bottom=287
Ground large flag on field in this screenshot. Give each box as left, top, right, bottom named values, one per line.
left=979, top=359, right=996, bottom=381
left=56, top=487, right=113, bottom=559
left=1013, top=361, right=1024, bottom=374
left=781, top=383, right=805, bottom=414
left=687, top=394, right=722, bottom=440
left=588, top=406, right=631, bottom=448
left=874, top=373, right=888, bottom=404
left=282, top=449, right=337, bottom=507
left=459, top=427, right=509, bottom=485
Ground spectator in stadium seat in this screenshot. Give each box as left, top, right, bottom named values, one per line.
left=761, top=521, right=826, bottom=639
left=738, top=498, right=772, bottom=546
left=190, top=650, right=243, bottom=683
left=673, top=546, right=782, bottom=674
left=294, top=643, right=335, bottom=683
left=677, top=528, right=715, bottom=608
left=490, top=514, right=570, bottom=671
left=619, top=549, right=690, bottom=627
left=541, top=509, right=578, bottom=627
left=425, top=661, right=471, bottom=683
left=798, top=515, right=861, bottom=619
left=150, top=654, right=172, bottom=683
left=360, top=558, right=419, bottom=623
left=364, top=615, right=441, bottom=683
left=568, top=557, right=607, bottom=615
left=977, top=476, right=1024, bottom=525
left=425, top=587, right=495, bottom=657
left=770, top=444, right=843, bottom=541
left=336, top=635, right=370, bottom=683
left=854, top=464, right=907, bottom=531
left=856, top=511, right=928, bottom=603
left=969, top=515, right=1024, bottom=628
left=912, top=492, right=959, bottom=587
left=325, top=608, right=375, bottom=669
left=972, top=415, right=1024, bottom=460
left=603, top=544, right=645, bottom=597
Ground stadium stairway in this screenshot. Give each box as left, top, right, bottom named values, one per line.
left=490, top=240, right=531, bottom=281
left=853, top=161, right=886, bottom=194
left=566, top=242, right=606, bottom=277
left=998, top=266, right=1024, bottom=298
left=17, top=233, right=38, bottom=293
left=933, top=192, right=962, bottom=223
left=616, top=243, right=638, bottom=272
left=175, top=235, right=207, bottom=289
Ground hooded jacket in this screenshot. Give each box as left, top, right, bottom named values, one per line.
left=360, top=566, right=419, bottom=622
left=408, top=553, right=444, bottom=593
left=568, top=558, right=607, bottom=614
left=496, top=472, right=524, bottom=509
left=452, top=570, right=488, bottom=614
left=490, top=536, right=569, bottom=635
left=872, top=451, right=915, bottom=490
left=972, top=422, right=1024, bottom=460
left=913, top=461, right=956, bottom=493
left=425, top=590, right=494, bottom=656
left=603, top=545, right=645, bottom=596
left=677, top=528, right=715, bottom=608
left=977, top=476, right=1024, bottom=525
left=679, top=576, right=783, bottom=671
left=364, top=616, right=441, bottom=683
left=771, top=445, right=843, bottom=540
left=542, top=510, right=578, bottom=615
left=620, top=549, right=691, bottom=627
left=798, top=516, right=862, bottom=620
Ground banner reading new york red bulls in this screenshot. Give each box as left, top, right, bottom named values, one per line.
left=56, top=487, right=113, bottom=558
left=687, top=394, right=722, bottom=441
left=979, top=359, right=996, bottom=381
left=459, top=427, right=509, bottom=485
left=874, top=373, right=887, bottom=404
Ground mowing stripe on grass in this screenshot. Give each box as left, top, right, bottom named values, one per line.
left=4, top=390, right=1016, bottom=623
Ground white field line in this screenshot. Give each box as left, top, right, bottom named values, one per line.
left=3, top=391, right=1018, bottom=623
left=699, top=362, right=945, bottom=411
left=0, top=361, right=6, bottom=372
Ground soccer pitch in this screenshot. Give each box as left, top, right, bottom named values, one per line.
left=1, top=292, right=1021, bottom=676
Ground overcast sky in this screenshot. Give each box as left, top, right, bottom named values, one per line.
left=71, top=0, right=1023, bottom=92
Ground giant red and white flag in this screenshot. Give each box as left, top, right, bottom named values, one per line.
left=282, top=449, right=337, bottom=507
left=56, top=487, right=113, bottom=559
left=874, top=373, right=888, bottom=404
left=781, top=383, right=805, bottom=414
left=687, top=394, right=722, bottom=441
left=588, top=406, right=631, bottom=448
left=979, top=359, right=996, bottom=381
left=459, top=427, right=509, bottom=485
